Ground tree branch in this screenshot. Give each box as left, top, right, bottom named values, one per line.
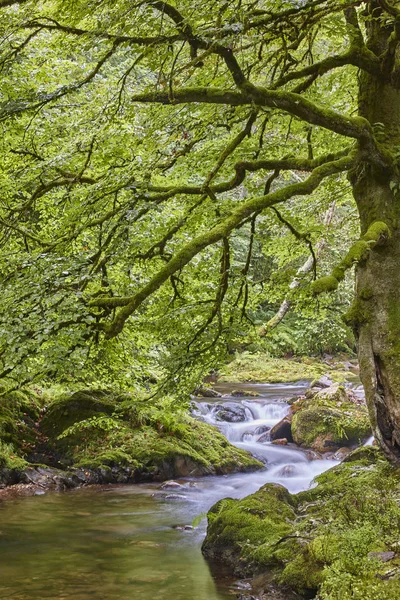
left=131, top=85, right=375, bottom=144
left=89, top=154, right=355, bottom=337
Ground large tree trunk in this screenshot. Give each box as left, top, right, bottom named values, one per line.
left=352, top=6, right=400, bottom=461
left=354, top=194, right=400, bottom=462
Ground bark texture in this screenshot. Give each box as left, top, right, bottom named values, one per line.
left=352, top=2, right=400, bottom=461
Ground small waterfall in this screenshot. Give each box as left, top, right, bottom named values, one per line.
left=193, top=382, right=339, bottom=494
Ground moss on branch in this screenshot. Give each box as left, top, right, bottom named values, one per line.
left=312, top=221, right=391, bottom=295
left=91, top=156, right=354, bottom=336
left=133, top=85, right=373, bottom=143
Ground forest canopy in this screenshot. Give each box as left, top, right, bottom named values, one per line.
left=0, top=0, right=365, bottom=391
left=3, top=0, right=400, bottom=465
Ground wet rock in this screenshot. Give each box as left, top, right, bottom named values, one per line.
left=213, top=402, right=248, bottom=422
left=254, top=425, right=270, bottom=435
left=133, top=540, right=162, bottom=548
left=193, top=386, right=222, bottom=398
left=271, top=438, right=288, bottom=446
left=160, top=480, right=184, bottom=490
left=270, top=416, right=293, bottom=443
left=305, top=450, right=323, bottom=460
left=310, top=375, right=333, bottom=389
left=231, top=390, right=260, bottom=397
left=332, top=447, right=352, bottom=461
left=257, top=432, right=271, bottom=443
left=21, top=466, right=81, bottom=490
left=287, top=395, right=304, bottom=406
left=276, top=465, right=296, bottom=477
left=242, top=431, right=256, bottom=442
left=164, top=493, right=187, bottom=501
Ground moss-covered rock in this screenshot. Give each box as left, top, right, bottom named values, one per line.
left=0, top=387, right=263, bottom=489
left=202, top=483, right=296, bottom=577
left=291, top=384, right=371, bottom=452
left=39, top=389, right=125, bottom=438
left=37, top=390, right=263, bottom=480
left=202, top=449, right=400, bottom=599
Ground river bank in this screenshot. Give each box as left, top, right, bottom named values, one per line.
left=0, top=354, right=359, bottom=499
left=0, top=372, right=380, bottom=600
left=0, top=379, right=338, bottom=600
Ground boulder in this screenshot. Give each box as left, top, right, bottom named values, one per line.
left=213, top=402, right=248, bottom=422
left=310, top=375, right=333, bottom=389
left=271, top=438, right=288, bottom=445
left=202, top=447, right=400, bottom=599
left=193, top=386, right=222, bottom=398
left=305, top=449, right=323, bottom=460
left=270, top=415, right=293, bottom=443
left=254, top=425, right=270, bottom=435
left=332, top=447, right=352, bottom=461
left=313, top=382, right=348, bottom=404
left=202, top=483, right=296, bottom=577
left=291, top=384, right=371, bottom=452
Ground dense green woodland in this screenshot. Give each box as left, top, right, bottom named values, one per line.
left=2, top=1, right=400, bottom=599
left=2, top=0, right=400, bottom=459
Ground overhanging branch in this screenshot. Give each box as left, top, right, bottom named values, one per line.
left=89, top=154, right=355, bottom=337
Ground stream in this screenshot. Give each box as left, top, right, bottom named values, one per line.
left=0, top=382, right=339, bottom=600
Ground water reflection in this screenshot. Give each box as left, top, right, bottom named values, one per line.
left=0, top=486, right=232, bottom=600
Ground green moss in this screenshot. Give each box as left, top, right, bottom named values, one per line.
left=292, top=389, right=371, bottom=450
left=312, top=221, right=391, bottom=297
left=72, top=417, right=262, bottom=475
left=332, top=266, right=346, bottom=281
left=0, top=440, right=27, bottom=471
left=39, top=389, right=125, bottom=438
left=203, top=484, right=296, bottom=574
left=39, top=390, right=262, bottom=476
left=362, top=220, right=391, bottom=243
left=358, top=287, right=373, bottom=300
left=219, top=354, right=350, bottom=383
left=311, top=275, right=339, bottom=294
left=341, top=240, right=370, bottom=268
left=203, top=451, right=400, bottom=599
left=343, top=299, right=371, bottom=328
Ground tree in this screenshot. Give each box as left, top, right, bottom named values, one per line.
left=1, top=0, right=400, bottom=461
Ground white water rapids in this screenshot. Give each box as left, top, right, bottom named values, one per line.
left=191, top=381, right=339, bottom=495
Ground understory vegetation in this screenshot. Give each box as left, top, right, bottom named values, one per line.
left=0, top=386, right=262, bottom=483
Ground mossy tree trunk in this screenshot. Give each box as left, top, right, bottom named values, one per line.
left=352, top=4, right=400, bottom=462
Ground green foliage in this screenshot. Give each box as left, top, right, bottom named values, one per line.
left=0, top=0, right=363, bottom=390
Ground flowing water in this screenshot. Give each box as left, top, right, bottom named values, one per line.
left=0, top=382, right=339, bottom=600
